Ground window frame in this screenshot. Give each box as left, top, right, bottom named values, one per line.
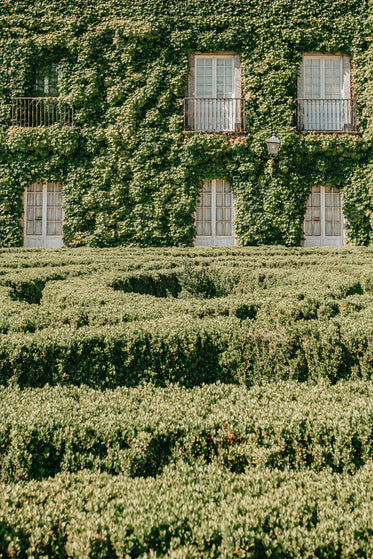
left=300, top=54, right=344, bottom=100
left=187, top=52, right=242, bottom=100
left=303, top=185, right=345, bottom=248
left=297, top=53, right=354, bottom=132
left=194, top=179, right=236, bottom=246
left=34, top=63, right=59, bottom=97
left=194, top=54, right=235, bottom=99
left=298, top=52, right=350, bottom=100
left=185, top=53, right=244, bottom=132
left=23, top=182, right=64, bottom=248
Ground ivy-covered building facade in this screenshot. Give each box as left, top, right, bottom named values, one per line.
left=0, top=0, right=372, bottom=248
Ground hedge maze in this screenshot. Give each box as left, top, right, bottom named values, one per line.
left=1, top=247, right=373, bottom=556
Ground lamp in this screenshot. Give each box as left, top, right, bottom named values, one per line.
left=266, top=134, right=281, bottom=159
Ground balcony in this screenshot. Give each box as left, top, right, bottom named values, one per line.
left=183, top=98, right=246, bottom=132
left=11, top=97, right=75, bottom=127
left=296, top=99, right=357, bottom=133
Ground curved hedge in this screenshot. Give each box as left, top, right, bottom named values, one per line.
left=1, top=247, right=373, bottom=557
left=0, top=247, right=372, bottom=387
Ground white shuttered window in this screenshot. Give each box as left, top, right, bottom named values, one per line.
left=298, top=54, right=352, bottom=131
left=194, top=55, right=235, bottom=131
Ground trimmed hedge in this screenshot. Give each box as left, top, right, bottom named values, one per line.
left=0, top=317, right=237, bottom=388
left=2, top=311, right=373, bottom=388
left=2, top=380, right=373, bottom=481
left=1, top=248, right=373, bottom=557
left=0, top=247, right=371, bottom=387
left=2, top=463, right=373, bottom=557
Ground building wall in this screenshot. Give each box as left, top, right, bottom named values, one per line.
left=0, top=0, right=372, bottom=247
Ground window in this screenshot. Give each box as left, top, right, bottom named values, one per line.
left=195, top=179, right=235, bottom=246
left=34, top=63, right=59, bottom=97
left=184, top=54, right=245, bottom=132
left=24, top=182, right=64, bottom=248
left=195, top=56, right=234, bottom=99
left=297, top=54, right=357, bottom=132
left=303, top=185, right=344, bottom=247
left=11, top=61, right=74, bottom=127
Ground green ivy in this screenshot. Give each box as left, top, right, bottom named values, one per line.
left=0, top=0, right=372, bottom=246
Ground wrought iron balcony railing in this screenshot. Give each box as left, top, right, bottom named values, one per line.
left=296, top=99, right=357, bottom=133
left=184, top=98, right=246, bottom=132
left=11, top=97, right=75, bottom=127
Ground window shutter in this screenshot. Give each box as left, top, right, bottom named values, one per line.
left=234, top=55, right=241, bottom=98
left=342, top=55, right=351, bottom=99
left=187, top=55, right=195, bottom=97
left=297, top=57, right=305, bottom=99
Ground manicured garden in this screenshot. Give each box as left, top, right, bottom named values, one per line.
left=2, top=246, right=373, bottom=557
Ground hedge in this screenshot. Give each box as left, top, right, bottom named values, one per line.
left=1, top=306, right=373, bottom=389
left=2, top=463, right=373, bottom=557
left=0, top=317, right=238, bottom=388
left=0, top=248, right=372, bottom=387
left=1, top=248, right=373, bottom=557
left=2, top=380, right=373, bottom=481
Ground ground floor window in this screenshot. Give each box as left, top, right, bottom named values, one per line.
left=194, top=179, right=235, bottom=246
left=24, top=182, right=64, bottom=248
left=303, top=185, right=344, bottom=247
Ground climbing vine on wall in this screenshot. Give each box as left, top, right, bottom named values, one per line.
left=0, top=0, right=372, bottom=246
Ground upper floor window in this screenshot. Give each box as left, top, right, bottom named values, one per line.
left=296, top=53, right=357, bottom=133
left=195, top=56, right=234, bottom=99
left=11, top=62, right=74, bottom=127
left=34, top=63, right=59, bottom=97
left=184, top=54, right=245, bottom=132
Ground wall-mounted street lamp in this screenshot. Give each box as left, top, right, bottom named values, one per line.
left=266, top=134, right=281, bottom=159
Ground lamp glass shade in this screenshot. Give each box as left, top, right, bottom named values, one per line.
left=266, top=134, right=281, bottom=157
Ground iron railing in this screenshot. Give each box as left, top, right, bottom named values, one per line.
left=184, top=98, right=246, bottom=132
left=11, top=97, right=75, bottom=127
left=296, top=99, right=357, bottom=133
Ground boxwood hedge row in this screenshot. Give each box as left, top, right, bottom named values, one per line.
left=1, top=309, right=373, bottom=388
left=2, top=380, right=373, bottom=481
left=0, top=317, right=240, bottom=388
left=2, top=463, right=373, bottom=558
left=1, top=247, right=373, bottom=557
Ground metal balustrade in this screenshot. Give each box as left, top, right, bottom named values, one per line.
left=11, top=97, right=74, bottom=127
left=296, top=99, right=357, bottom=133
left=184, top=98, right=246, bottom=132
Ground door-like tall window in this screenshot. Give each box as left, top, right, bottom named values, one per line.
left=303, top=185, right=344, bottom=247
left=11, top=62, right=74, bottom=127
left=195, top=57, right=233, bottom=98
left=297, top=54, right=356, bottom=132
left=194, top=56, right=234, bottom=131
left=195, top=180, right=235, bottom=246
left=304, top=57, right=342, bottom=99
left=24, top=182, right=64, bottom=248
left=184, top=54, right=244, bottom=132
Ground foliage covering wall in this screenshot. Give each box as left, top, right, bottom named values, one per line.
left=0, top=0, right=372, bottom=247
